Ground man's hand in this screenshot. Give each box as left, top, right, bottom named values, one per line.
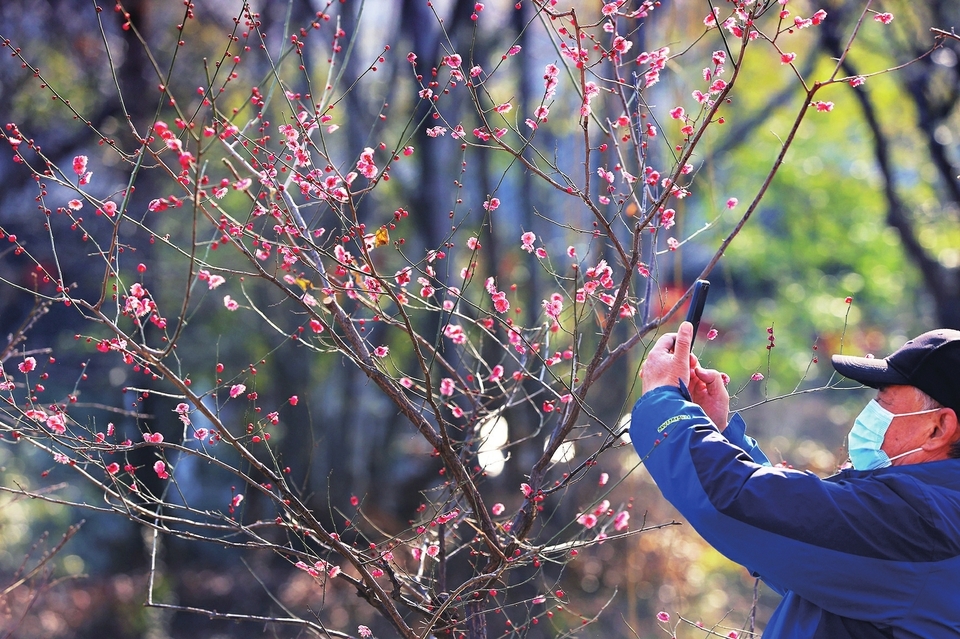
left=689, top=358, right=730, bottom=431
left=640, top=322, right=694, bottom=394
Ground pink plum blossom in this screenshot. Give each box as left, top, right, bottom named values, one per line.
left=72, top=155, right=88, bottom=176
left=492, top=291, right=510, bottom=314
left=542, top=295, right=563, bottom=320
left=356, top=147, right=378, bottom=178
left=601, top=2, right=619, bottom=16
left=440, top=378, right=455, bottom=397
left=46, top=413, right=67, bottom=434
left=154, top=460, right=170, bottom=479
left=24, top=409, right=46, bottom=421
left=660, top=209, right=676, bottom=229
left=520, top=231, right=536, bottom=252
left=614, top=510, right=630, bottom=531
left=18, top=357, right=36, bottom=374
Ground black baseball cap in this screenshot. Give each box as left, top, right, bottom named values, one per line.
left=831, top=329, right=960, bottom=413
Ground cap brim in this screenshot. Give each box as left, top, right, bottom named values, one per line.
left=831, top=354, right=911, bottom=388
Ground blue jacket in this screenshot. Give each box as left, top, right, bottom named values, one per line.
left=630, top=386, right=960, bottom=638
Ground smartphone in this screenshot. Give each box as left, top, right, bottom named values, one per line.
left=685, top=280, right=710, bottom=347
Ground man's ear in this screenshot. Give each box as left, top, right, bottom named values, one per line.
left=924, top=408, right=960, bottom=455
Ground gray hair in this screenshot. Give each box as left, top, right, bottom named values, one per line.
left=911, top=386, right=944, bottom=411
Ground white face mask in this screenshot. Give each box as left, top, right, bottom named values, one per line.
left=848, top=400, right=938, bottom=470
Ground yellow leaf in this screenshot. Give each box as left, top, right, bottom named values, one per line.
left=363, top=227, right=390, bottom=251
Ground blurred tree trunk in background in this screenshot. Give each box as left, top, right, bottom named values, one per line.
left=818, top=0, right=960, bottom=327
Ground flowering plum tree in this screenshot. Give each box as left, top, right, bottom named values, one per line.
left=0, top=0, right=931, bottom=637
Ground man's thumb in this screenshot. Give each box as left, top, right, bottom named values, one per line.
left=675, top=321, right=694, bottom=359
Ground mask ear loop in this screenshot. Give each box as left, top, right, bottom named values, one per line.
left=887, top=447, right=924, bottom=463
left=891, top=407, right=943, bottom=418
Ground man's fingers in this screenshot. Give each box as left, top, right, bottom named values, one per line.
left=696, top=366, right=717, bottom=383
left=697, top=366, right=724, bottom=387
left=653, top=331, right=678, bottom=354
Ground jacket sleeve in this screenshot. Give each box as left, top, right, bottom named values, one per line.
left=720, top=412, right=771, bottom=467
left=630, top=386, right=935, bottom=622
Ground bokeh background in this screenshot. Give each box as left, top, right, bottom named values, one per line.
left=1, top=0, right=958, bottom=637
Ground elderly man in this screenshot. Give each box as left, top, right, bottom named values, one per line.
left=631, top=324, right=960, bottom=637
